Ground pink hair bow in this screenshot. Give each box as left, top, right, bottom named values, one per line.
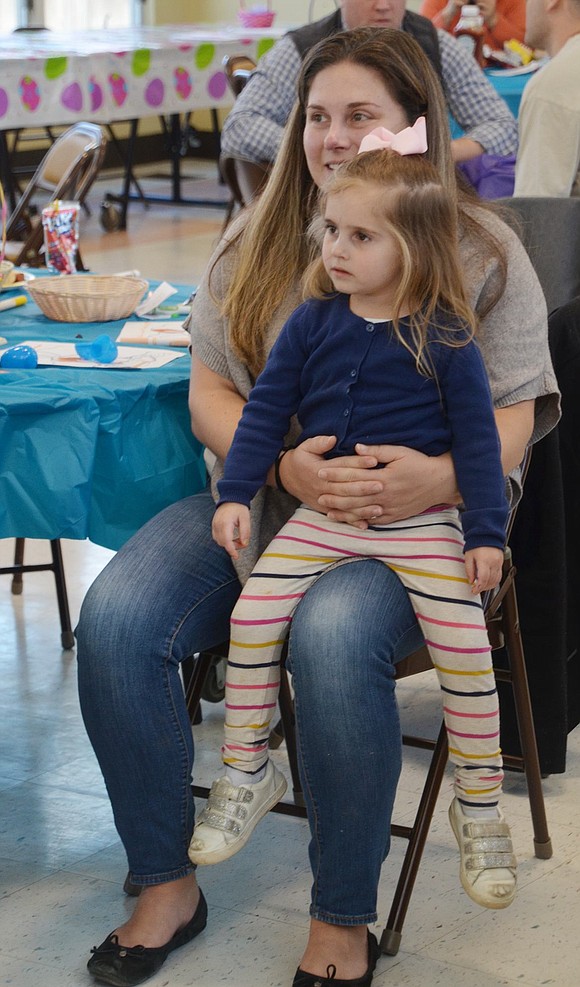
left=358, top=116, right=428, bottom=156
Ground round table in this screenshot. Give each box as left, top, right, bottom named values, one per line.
left=0, top=278, right=206, bottom=550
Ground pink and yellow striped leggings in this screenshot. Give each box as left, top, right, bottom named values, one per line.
left=223, top=505, right=503, bottom=808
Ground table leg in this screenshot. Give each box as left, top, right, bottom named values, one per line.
left=0, top=131, right=18, bottom=212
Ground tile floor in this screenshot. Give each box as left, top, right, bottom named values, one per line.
left=1, top=162, right=579, bottom=986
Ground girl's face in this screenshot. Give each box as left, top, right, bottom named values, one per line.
left=322, top=186, right=403, bottom=319
left=303, top=62, right=410, bottom=189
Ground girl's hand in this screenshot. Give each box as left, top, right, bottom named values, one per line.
left=278, top=435, right=384, bottom=529
left=212, top=503, right=251, bottom=560
left=464, top=546, right=504, bottom=594
left=318, top=443, right=459, bottom=527
left=476, top=0, right=498, bottom=28
left=442, top=0, right=465, bottom=26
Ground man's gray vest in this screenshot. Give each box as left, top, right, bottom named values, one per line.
left=287, top=10, right=443, bottom=84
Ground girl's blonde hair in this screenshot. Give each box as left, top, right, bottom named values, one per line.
left=218, top=27, right=506, bottom=377
left=303, top=149, right=478, bottom=376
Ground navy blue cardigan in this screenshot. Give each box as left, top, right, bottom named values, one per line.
left=218, top=293, right=508, bottom=551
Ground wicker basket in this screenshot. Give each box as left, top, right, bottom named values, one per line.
left=238, top=2, right=275, bottom=28
left=27, top=274, right=149, bottom=323
left=0, top=259, right=15, bottom=289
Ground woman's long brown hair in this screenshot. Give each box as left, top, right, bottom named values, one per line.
left=216, top=27, right=506, bottom=377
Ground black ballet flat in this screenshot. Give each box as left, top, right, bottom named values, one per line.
left=87, top=889, right=207, bottom=987
left=292, top=931, right=381, bottom=986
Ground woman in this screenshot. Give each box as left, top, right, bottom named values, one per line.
left=77, top=27, right=559, bottom=987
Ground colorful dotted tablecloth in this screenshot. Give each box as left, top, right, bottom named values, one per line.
left=0, top=25, right=283, bottom=129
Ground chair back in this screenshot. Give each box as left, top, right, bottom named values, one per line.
left=497, top=196, right=580, bottom=315
left=233, top=158, right=271, bottom=206
left=33, top=122, right=106, bottom=202
left=5, top=122, right=107, bottom=266
left=222, top=54, right=257, bottom=97
left=219, top=54, right=271, bottom=227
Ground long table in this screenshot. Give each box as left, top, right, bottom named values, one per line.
left=0, top=26, right=282, bottom=129
left=486, top=67, right=532, bottom=117
left=0, top=24, right=284, bottom=221
left=0, top=277, right=206, bottom=551
left=449, top=66, right=532, bottom=142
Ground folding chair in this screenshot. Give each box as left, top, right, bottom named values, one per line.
left=377, top=541, right=552, bottom=954
left=223, top=54, right=257, bottom=97
left=497, top=196, right=580, bottom=315
left=184, top=457, right=553, bottom=952
left=219, top=55, right=271, bottom=230
left=3, top=121, right=106, bottom=268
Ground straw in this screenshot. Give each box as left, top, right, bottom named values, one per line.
left=0, top=180, right=6, bottom=264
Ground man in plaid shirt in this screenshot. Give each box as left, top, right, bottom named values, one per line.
left=221, top=0, right=517, bottom=165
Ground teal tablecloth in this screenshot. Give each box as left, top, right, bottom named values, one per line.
left=0, top=278, right=206, bottom=550
left=485, top=69, right=530, bottom=117
left=450, top=69, right=530, bottom=138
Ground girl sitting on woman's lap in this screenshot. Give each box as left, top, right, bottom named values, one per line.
left=189, top=129, right=516, bottom=917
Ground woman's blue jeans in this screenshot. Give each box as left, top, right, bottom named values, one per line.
left=77, top=485, right=424, bottom=924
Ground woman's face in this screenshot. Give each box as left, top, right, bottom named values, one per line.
left=303, top=62, right=410, bottom=189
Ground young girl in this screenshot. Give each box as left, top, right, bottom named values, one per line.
left=189, top=124, right=517, bottom=910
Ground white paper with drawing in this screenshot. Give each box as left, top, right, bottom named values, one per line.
left=18, top=341, right=186, bottom=369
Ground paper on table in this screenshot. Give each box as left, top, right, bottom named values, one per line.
left=135, top=281, right=177, bottom=317
left=117, top=321, right=191, bottom=347
left=488, top=58, right=548, bottom=76
left=16, top=341, right=187, bottom=369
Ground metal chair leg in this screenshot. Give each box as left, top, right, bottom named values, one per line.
left=11, top=537, right=24, bottom=595
left=2, top=537, right=74, bottom=649
left=50, top=540, right=75, bottom=650
left=499, top=574, right=552, bottom=858
left=380, top=722, right=449, bottom=956
left=278, top=667, right=305, bottom=808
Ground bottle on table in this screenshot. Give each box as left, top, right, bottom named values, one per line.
left=454, top=4, right=486, bottom=67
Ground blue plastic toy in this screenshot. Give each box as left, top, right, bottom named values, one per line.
left=75, top=334, right=118, bottom=364
left=0, top=344, right=38, bottom=369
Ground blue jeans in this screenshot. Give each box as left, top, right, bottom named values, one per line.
left=77, top=485, right=424, bottom=921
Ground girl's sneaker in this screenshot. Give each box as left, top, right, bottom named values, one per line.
left=188, top=761, right=287, bottom=865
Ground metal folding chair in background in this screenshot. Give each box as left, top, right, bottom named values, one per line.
left=3, top=121, right=107, bottom=268
left=498, top=196, right=580, bottom=315
left=219, top=55, right=272, bottom=230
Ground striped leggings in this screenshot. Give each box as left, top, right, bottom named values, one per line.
left=223, top=505, right=503, bottom=808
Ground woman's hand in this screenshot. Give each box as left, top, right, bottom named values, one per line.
left=278, top=436, right=385, bottom=528
left=441, top=0, right=465, bottom=27
left=279, top=437, right=458, bottom=529
left=212, top=503, right=251, bottom=560
left=318, top=443, right=459, bottom=527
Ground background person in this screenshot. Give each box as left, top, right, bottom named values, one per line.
left=514, top=0, right=580, bottom=196
left=78, top=28, right=558, bottom=987
left=419, top=0, right=526, bottom=50
left=220, top=0, right=518, bottom=165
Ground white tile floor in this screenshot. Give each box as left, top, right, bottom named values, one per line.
left=1, top=164, right=579, bottom=986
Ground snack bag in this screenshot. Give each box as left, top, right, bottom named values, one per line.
left=42, top=200, right=80, bottom=274
left=505, top=40, right=535, bottom=65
